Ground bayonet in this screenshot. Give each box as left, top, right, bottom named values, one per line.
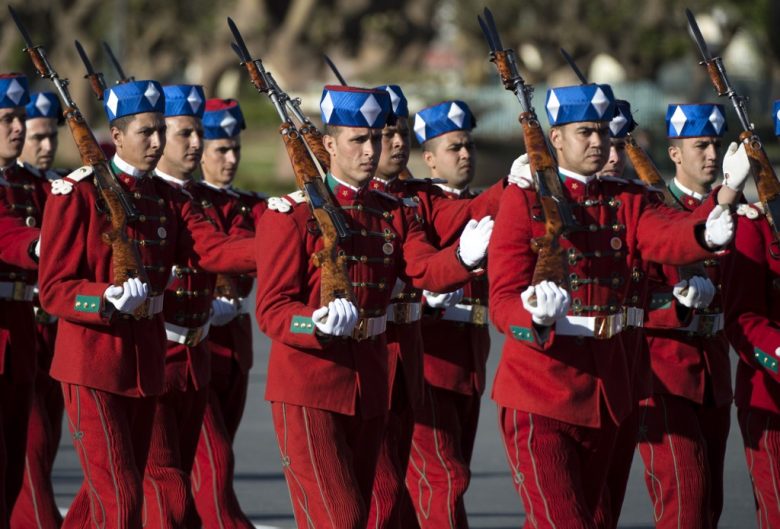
left=560, top=48, right=589, bottom=85
left=323, top=54, right=348, bottom=86
left=102, top=41, right=134, bottom=84
left=75, top=40, right=108, bottom=100
left=685, top=9, right=713, bottom=62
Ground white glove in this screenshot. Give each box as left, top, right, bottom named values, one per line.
left=722, top=141, right=751, bottom=192
left=458, top=216, right=494, bottom=268
left=210, top=297, right=239, bottom=326
left=424, top=288, right=464, bottom=309
left=104, top=278, right=149, bottom=314
left=673, top=276, right=716, bottom=309
left=34, top=238, right=40, bottom=258
left=312, top=298, right=359, bottom=337
left=704, top=204, right=734, bottom=248
left=508, top=153, right=533, bottom=188
left=520, top=280, right=571, bottom=327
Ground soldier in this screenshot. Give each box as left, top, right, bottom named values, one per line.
left=189, top=98, right=260, bottom=529
left=11, top=91, right=65, bottom=529
left=255, top=84, right=493, bottom=528
left=37, top=80, right=255, bottom=529
left=720, top=102, right=780, bottom=528
left=487, top=83, right=745, bottom=528
left=404, top=100, right=490, bottom=529
left=366, top=90, right=504, bottom=529
left=0, top=73, right=48, bottom=528
left=635, top=103, right=740, bottom=529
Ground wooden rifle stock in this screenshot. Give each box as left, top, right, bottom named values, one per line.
left=279, top=124, right=354, bottom=305
left=300, top=125, right=331, bottom=173
left=624, top=136, right=677, bottom=206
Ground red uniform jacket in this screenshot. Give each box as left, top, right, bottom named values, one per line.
left=0, top=163, right=47, bottom=381
left=420, top=186, right=491, bottom=396
left=198, top=183, right=264, bottom=375
left=38, top=161, right=255, bottom=397
left=643, top=183, right=732, bottom=407
left=723, top=205, right=780, bottom=415
left=256, top=174, right=477, bottom=419
left=489, top=174, right=718, bottom=428
left=368, top=176, right=504, bottom=406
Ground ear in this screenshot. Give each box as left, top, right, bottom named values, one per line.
left=110, top=126, right=123, bottom=149
left=323, top=134, right=337, bottom=158
left=423, top=149, right=435, bottom=171
left=668, top=145, right=681, bottom=165
left=549, top=127, right=563, bottom=150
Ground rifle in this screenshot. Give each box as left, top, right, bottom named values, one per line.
left=10, top=6, right=150, bottom=318
left=74, top=40, right=107, bottom=101
left=478, top=7, right=574, bottom=289
left=686, top=8, right=780, bottom=241
left=103, top=41, right=135, bottom=84
left=227, top=18, right=355, bottom=305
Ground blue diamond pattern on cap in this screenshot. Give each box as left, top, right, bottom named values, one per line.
left=26, top=91, right=61, bottom=120
left=103, top=80, right=165, bottom=122
left=0, top=74, right=30, bottom=109
left=609, top=99, right=637, bottom=139
left=203, top=98, right=246, bottom=140
left=163, top=85, right=205, bottom=118
left=545, top=84, right=616, bottom=127
left=319, top=85, right=391, bottom=128
left=375, top=85, right=408, bottom=119
left=413, top=100, right=476, bottom=144
left=665, top=103, right=727, bottom=138
left=773, top=100, right=780, bottom=136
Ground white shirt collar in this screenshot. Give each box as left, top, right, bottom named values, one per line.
left=435, top=183, right=467, bottom=196
left=373, top=175, right=397, bottom=185
left=331, top=173, right=360, bottom=192
left=112, top=154, right=146, bottom=178
left=154, top=168, right=189, bottom=187
left=673, top=177, right=707, bottom=201
left=559, top=167, right=594, bottom=184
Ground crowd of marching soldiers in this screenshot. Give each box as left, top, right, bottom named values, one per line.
left=1, top=23, right=780, bottom=529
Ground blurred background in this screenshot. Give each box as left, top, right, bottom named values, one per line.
left=5, top=0, right=780, bottom=195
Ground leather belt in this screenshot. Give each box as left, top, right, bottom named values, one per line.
left=678, top=313, right=724, bottom=336
left=165, top=320, right=211, bottom=346
left=33, top=306, right=57, bottom=325
left=352, top=314, right=387, bottom=341
left=0, top=281, right=35, bottom=302
left=387, top=302, right=422, bottom=324
left=440, top=303, right=489, bottom=326
left=556, top=313, right=626, bottom=340
left=624, top=307, right=645, bottom=328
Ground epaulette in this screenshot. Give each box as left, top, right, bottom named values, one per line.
left=736, top=203, right=763, bottom=220
left=370, top=189, right=400, bottom=203
left=267, top=190, right=306, bottom=213
left=51, top=166, right=93, bottom=195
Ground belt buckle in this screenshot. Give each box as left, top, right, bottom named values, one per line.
left=184, top=326, right=203, bottom=347
left=697, top=314, right=716, bottom=336
left=470, top=305, right=487, bottom=326
left=352, top=318, right=368, bottom=341
left=594, top=314, right=619, bottom=340
left=11, top=281, right=27, bottom=301
left=393, top=303, right=411, bottom=324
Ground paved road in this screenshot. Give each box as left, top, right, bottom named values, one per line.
left=52, top=325, right=758, bottom=528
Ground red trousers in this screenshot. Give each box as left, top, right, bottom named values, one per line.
left=0, top=370, right=34, bottom=529
left=272, top=402, right=385, bottom=529
left=60, top=383, right=155, bottom=529
left=367, top=372, right=414, bottom=529
left=738, top=407, right=780, bottom=528
left=189, top=366, right=253, bottom=529
left=405, top=385, right=481, bottom=529
left=594, top=406, right=640, bottom=529
left=498, top=405, right=618, bottom=529
left=143, top=383, right=207, bottom=529
left=11, top=321, right=62, bottom=529
left=637, top=394, right=730, bottom=529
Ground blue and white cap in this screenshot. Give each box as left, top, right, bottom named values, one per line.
left=103, top=80, right=165, bottom=122
left=163, top=85, right=205, bottom=118
left=545, top=84, right=616, bottom=127
left=773, top=100, right=780, bottom=136
left=413, top=100, right=476, bottom=144
left=375, top=85, right=408, bottom=119
left=0, top=74, right=30, bottom=109
left=666, top=103, right=727, bottom=138
left=26, top=92, right=61, bottom=121
left=202, top=98, right=245, bottom=140
left=609, top=99, right=637, bottom=139
left=320, top=85, right=391, bottom=128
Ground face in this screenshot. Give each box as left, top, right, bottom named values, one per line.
left=159, top=115, right=204, bottom=177
left=20, top=117, right=58, bottom=170
left=376, top=117, right=410, bottom=180
left=0, top=107, right=26, bottom=165
left=550, top=121, right=610, bottom=176
left=668, top=136, right=721, bottom=188
left=111, top=112, right=167, bottom=172
left=323, top=126, right=382, bottom=187
left=423, top=130, right=475, bottom=188
left=598, top=138, right=627, bottom=178
left=201, top=137, right=241, bottom=187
